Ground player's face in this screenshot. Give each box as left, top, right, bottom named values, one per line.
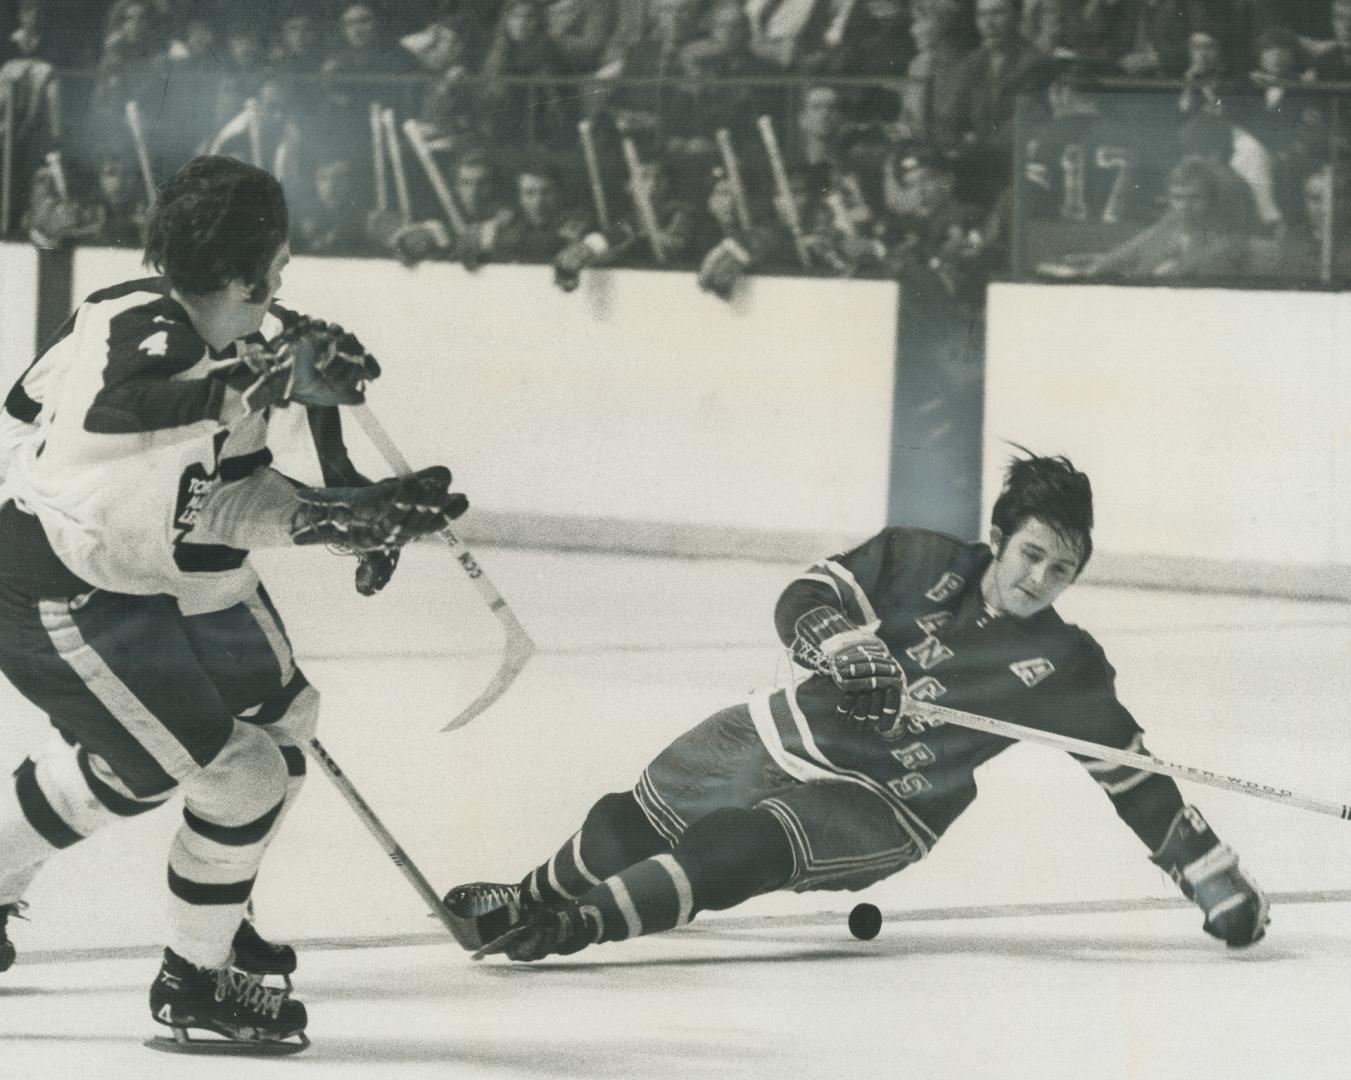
left=982, top=518, right=1081, bottom=619
left=234, top=243, right=290, bottom=333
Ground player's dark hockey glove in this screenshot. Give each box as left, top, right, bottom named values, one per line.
left=355, top=549, right=400, bottom=596
left=1150, top=805, right=1269, bottom=946
left=289, top=466, right=467, bottom=554
left=697, top=238, right=752, bottom=301
left=792, top=605, right=908, bottom=734
left=219, top=318, right=382, bottom=413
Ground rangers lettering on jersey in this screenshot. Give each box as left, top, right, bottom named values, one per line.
left=915, top=611, right=954, bottom=635
left=906, top=635, right=954, bottom=671
left=924, top=572, right=964, bottom=603
left=1009, top=658, right=1055, bottom=688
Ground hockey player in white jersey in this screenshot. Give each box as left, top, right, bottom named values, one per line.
left=0, top=155, right=466, bottom=1052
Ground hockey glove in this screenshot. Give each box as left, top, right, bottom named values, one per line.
left=697, top=238, right=752, bottom=301
left=1150, top=805, right=1269, bottom=947
left=221, top=318, right=381, bottom=414
left=355, top=549, right=400, bottom=596
left=290, top=465, right=467, bottom=554
left=792, top=605, right=907, bottom=732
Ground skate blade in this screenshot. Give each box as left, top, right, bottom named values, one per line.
left=144, top=1031, right=309, bottom=1056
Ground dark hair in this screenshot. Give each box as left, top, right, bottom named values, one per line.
left=143, top=155, right=288, bottom=297
left=990, top=448, right=1094, bottom=569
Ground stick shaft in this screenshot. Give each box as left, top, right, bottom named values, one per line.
left=124, top=101, right=156, bottom=205
left=621, top=137, right=668, bottom=263
left=304, top=738, right=459, bottom=936
left=380, top=109, right=412, bottom=224
left=715, top=128, right=752, bottom=231
left=907, top=699, right=1351, bottom=820
left=756, top=114, right=810, bottom=267
left=246, top=101, right=263, bottom=168
left=577, top=119, right=610, bottom=233
left=369, top=102, right=388, bottom=211
left=402, top=119, right=467, bottom=236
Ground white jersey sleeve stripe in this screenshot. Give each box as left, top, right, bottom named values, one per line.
left=822, top=559, right=880, bottom=631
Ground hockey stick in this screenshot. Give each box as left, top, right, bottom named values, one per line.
left=125, top=100, right=157, bottom=205
left=402, top=118, right=468, bottom=238
left=756, top=114, right=811, bottom=268
left=577, top=119, right=611, bottom=233
left=621, top=137, right=669, bottom=264
left=303, top=737, right=460, bottom=936
left=905, top=698, right=1351, bottom=820
left=715, top=128, right=752, bottom=231
left=380, top=109, right=412, bottom=226
left=1, top=92, right=11, bottom=236
left=348, top=402, right=536, bottom=731
left=369, top=102, right=388, bottom=212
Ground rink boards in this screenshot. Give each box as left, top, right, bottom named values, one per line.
left=4, top=245, right=1351, bottom=594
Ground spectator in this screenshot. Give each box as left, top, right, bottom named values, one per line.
left=675, top=2, right=783, bottom=145
left=616, top=153, right=695, bottom=265
left=1177, top=25, right=1231, bottom=115
left=295, top=157, right=372, bottom=255
left=222, top=21, right=266, bottom=80
left=495, top=158, right=591, bottom=261
left=808, top=0, right=913, bottom=79
left=419, top=58, right=483, bottom=153
left=1177, top=111, right=1279, bottom=233
left=479, top=0, right=571, bottom=144
left=940, top=0, right=1047, bottom=147
left=597, top=0, right=702, bottom=138
left=166, top=13, right=218, bottom=67
left=1310, top=0, right=1351, bottom=79
left=1019, top=0, right=1091, bottom=55
left=19, top=157, right=103, bottom=248
left=894, top=2, right=971, bottom=142
left=878, top=147, right=997, bottom=300
left=599, top=0, right=709, bottom=67
left=1089, top=0, right=1229, bottom=78
left=325, top=1, right=412, bottom=74
left=1065, top=156, right=1256, bottom=278
left=1, top=0, right=58, bottom=65
left=745, top=0, right=828, bottom=70
left=400, top=4, right=487, bottom=72
left=87, top=0, right=169, bottom=152
left=544, top=0, right=617, bottom=73
left=1264, top=164, right=1351, bottom=278
left=88, top=152, right=148, bottom=246
left=269, top=8, right=327, bottom=74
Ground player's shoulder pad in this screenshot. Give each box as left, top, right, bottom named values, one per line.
left=105, top=294, right=205, bottom=377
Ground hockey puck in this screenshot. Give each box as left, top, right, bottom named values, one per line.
left=848, top=903, right=882, bottom=940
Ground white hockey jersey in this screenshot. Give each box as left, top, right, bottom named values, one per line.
left=7, top=279, right=301, bottom=614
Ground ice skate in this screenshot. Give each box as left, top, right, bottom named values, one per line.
left=0, top=902, right=25, bottom=973
left=145, top=947, right=309, bottom=1056
left=473, top=898, right=600, bottom=963
left=441, top=881, right=526, bottom=951
left=232, top=918, right=297, bottom=987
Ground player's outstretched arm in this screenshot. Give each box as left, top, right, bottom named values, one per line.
left=1150, top=805, right=1269, bottom=947
left=790, top=605, right=908, bottom=734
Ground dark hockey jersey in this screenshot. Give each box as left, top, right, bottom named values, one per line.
left=765, top=527, right=1183, bottom=861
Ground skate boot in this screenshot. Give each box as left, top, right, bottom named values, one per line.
left=232, top=919, right=297, bottom=987
left=473, top=898, right=600, bottom=963
left=0, top=902, right=26, bottom=973
left=146, top=947, right=309, bottom=1056
left=441, top=882, right=525, bottom=951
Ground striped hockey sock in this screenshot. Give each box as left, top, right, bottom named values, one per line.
left=576, top=853, right=697, bottom=944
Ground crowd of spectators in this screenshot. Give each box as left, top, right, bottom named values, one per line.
left=2, top=0, right=1351, bottom=291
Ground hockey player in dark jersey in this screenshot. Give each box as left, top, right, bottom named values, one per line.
left=446, top=452, right=1268, bottom=962
left=0, top=155, right=466, bottom=1052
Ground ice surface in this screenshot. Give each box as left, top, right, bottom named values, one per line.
left=0, top=545, right=1347, bottom=1078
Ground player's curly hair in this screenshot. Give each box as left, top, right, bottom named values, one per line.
left=143, top=155, right=288, bottom=298
left=990, top=447, right=1094, bottom=570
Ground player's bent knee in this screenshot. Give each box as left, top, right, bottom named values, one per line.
left=676, top=806, right=793, bottom=910
left=583, top=792, right=668, bottom=866
left=183, top=721, right=288, bottom=825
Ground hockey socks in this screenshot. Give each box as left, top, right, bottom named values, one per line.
left=519, top=792, right=668, bottom=907
left=484, top=807, right=795, bottom=961
left=583, top=806, right=794, bottom=943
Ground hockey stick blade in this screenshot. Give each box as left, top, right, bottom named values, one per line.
left=347, top=403, right=537, bottom=729
left=905, top=698, right=1351, bottom=821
